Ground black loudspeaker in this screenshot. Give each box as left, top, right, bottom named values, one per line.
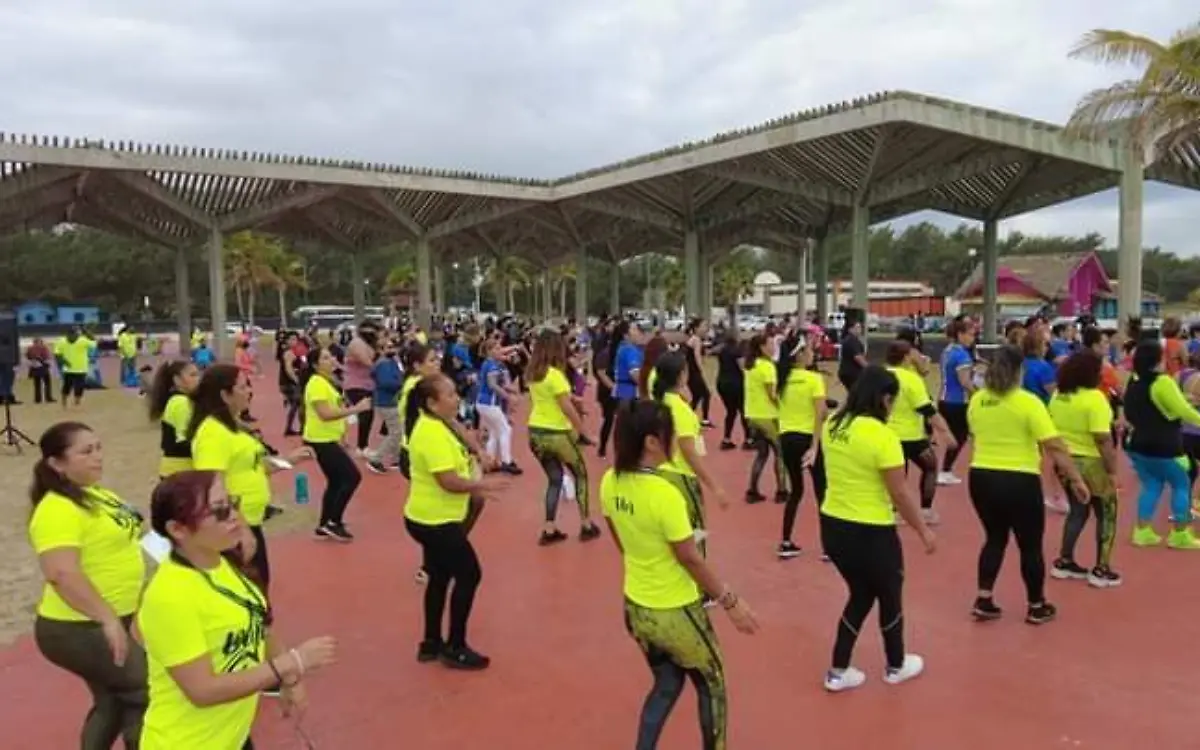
left=0, top=310, right=17, bottom=367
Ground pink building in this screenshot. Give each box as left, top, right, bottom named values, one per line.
left=956, top=252, right=1118, bottom=319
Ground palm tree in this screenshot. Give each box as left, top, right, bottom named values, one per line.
left=713, top=251, right=756, bottom=322
left=225, top=231, right=283, bottom=327
left=659, top=259, right=685, bottom=312
left=485, top=255, right=533, bottom=314
left=550, top=262, right=576, bottom=317
left=267, top=246, right=306, bottom=326
left=1065, top=23, right=1200, bottom=157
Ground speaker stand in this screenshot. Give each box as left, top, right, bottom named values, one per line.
left=0, top=398, right=34, bottom=453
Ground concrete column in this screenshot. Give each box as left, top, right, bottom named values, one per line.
left=206, top=227, right=229, bottom=359
left=415, top=236, right=433, bottom=330
left=433, top=264, right=445, bottom=316
left=796, top=242, right=809, bottom=318
left=814, top=235, right=830, bottom=322
left=705, top=260, right=715, bottom=321
left=493, top=267, right=508, bottom=315
left=1117, top=151, right=1144, bottom=327
left=850, top=204, right=870, bottom=309
left=542, top=271, right=553, bottom=321
left=982, top=219, right=999, bottom=344
left=350, top=253, right=365, bottom=323
left=175, top=245, right=191, bottom=354
left=683, top=229, right=701, bottom=318
left=575, top=246, right=589, bottom=323
left=610, top=261, right=621, bottom=316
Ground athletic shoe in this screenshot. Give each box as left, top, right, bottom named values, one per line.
left=325, top=522, right=354, bottom=543
left=883, top=654, right=925, bottom=686
left=500, top=462, right=524, bottom=476
left=823, top=667, right=866, bottom=693
left=1132, top=526, right=1163, bottom=547
left=366, top=460, right=388, bottom=475
left=1167, top=528, right=1200, bottom=550
left=1025, top=602, right=1057, bottom=625
left=971, top=597, right=1003, bottom=621
left=1045, top=495, right=1070, bottom=515
left=579, top=523, right=602, bottom=542
left=538, top=529, right=568, bottom=546
left=745, top=491, right=766, bottom=505
left=264, top=505, right=284, bottom=521
left=1087, top=566, right=1122, bottom=588
left=921, top=508, right=940, bottom=526
left=440, top=645, right=490, bottom=671
left=719, top=440, right=736, bottom=451
left=936, top=472, right=961, bottom=486
left=1050, top=558, right=1089, bottom=581
left=777, top=541, right=802, bottom=559
left=773, top=491, right=789, bottom=504
left=417, top=640, right=443, bottom=663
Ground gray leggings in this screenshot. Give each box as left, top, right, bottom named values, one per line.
left=34, top=615, right=147, bottom=749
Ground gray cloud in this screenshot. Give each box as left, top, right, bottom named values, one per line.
left=0, top=0, right=1195, bottom=252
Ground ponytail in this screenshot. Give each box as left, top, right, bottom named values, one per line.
left=29, top=421, right=94, bottom=509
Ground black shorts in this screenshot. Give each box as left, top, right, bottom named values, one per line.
left=61, top=373, right=85, bottom=398
left=901, top=439, right=931, bottom=464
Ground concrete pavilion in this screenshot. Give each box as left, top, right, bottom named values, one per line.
left=1, top=90, right=1197, bottom=356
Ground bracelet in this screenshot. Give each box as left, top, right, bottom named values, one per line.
left=718, top=590, right=739, bottom=610
left=290, top=648, right=306, bottom=677
left=267, top=658, right=283, bottom=683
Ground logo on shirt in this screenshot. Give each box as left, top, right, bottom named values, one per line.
left=220, top=618, right=266, bottom=673
left=612, top=494, right=636, bottom=515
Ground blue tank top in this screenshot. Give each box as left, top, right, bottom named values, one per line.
left=476, top=358, right=505, bottom=407
left=939, top=344, right=972, bottom=404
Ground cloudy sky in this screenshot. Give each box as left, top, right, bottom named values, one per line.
left=0, top=0, right=1194, bottom=253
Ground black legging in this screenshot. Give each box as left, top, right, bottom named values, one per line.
left=938, top=402, right=970, bottom=472
left=404, top=505, right=483, bottom=648
left=779, top=432, right=826, bottom=541
left=598, top=394, right=618, bottom=455
left=716, top=379, right=748, bottom=443
left=820, top=515, right=906, bottom=671
left=902, top=441, right=938, bottom=510
left=689, top=378, right=711, bottom=422
left=968, top=468, right=1046, bottom=604
left=1184, top=433, right=1200, bottom=487
left=345, top=387, right=375, bottom=451
left=307, top=440, right=362, bottom=527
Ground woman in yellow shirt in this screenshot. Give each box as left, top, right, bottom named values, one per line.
left=776, top=333, right=828, bottom=558
left=1047, top=350, right=1121, bottom=587
left=403, top=375, right=504, bottom=669
left=137, top=470, right=337, bottom=750
left=600, top=400, right=758, bottom=749
left=304, top=346, right=372, bottom=542
left=28, top=420, right=148, bottom=748
left=148, top=360, right=200, bottom=478
left=650, top=351, right=728, bottom=562
left=966, top=345, right=1087, bottom=625
left=188, top=364, right=311, bottom=591
left=527, top=329, right=599, bottom=545
left=884, top=340, right=955, bottom=526
left=820, top=366, right=934, bottom=693
left=398, top=343, right=443, bottom=480
left=743, top=333, right=788, bottom=503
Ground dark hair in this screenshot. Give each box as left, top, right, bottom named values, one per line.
left=1080, top=326, right=1105, bottom=351
left=745, top=333, right=769, bottom=369
left=528, top=329, right=568, bottom=383
left=403, top=373, right=469, bottom=453
left=148, top=360, right=192, bottom=422
left=651, top=351, right=687, bottom=401
left=885, top=340, right=912, bottom=366
left=403, top=342, right=434, bottom=372
left=613, top=400, right=675, bottom=473
left=150, top=470, right=221, bottom=537
left=828, top=366, right=899, bottom=434
left=1056, top=350, right=1102, bottom=394
left=776, top=333, right=807, bottom=397
left=1022, top=331, right=1046, bottom=358
left=685, top=318, right=703, bottom=336
left=186, top=364, right=242, bottom=439
left=1133, top=340, right=1163, bottom=379
left=984, top=344, right=1024, bottom=393
left=639, top=335, right=670, bottom=398
left=30, top=421, right=94, bottom=508
left=607, top=320, right=631, bottom=379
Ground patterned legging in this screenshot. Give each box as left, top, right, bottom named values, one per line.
left=529, top=428, right=589, bottom=522
left=662, top=471, right=706, bottom=557
left=1056, top=455, right=1118, bottom=568
left=747, top=418, right=788, bottom=497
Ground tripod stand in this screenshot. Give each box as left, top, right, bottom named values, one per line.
left=1, top=397, right=35, bottom=452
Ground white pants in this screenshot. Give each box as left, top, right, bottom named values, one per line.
left=477, top=403, right=513, bottom=465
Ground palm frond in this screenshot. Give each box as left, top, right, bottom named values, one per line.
left=1069, top=29, right=1166, bottom=67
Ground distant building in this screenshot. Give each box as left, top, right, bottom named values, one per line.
left=15, top=301, right=55, bottom=324
left=737, top=279, right=939, bottom=317
left=955, top=252, right=1159, bottom=320
left=14, top=301, right=103, bottom=326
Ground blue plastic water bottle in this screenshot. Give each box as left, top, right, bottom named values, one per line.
left=294, top=472, right=310, bottom=505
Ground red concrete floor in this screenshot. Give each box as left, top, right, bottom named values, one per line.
left=0, top=363, right=1193, bottom=749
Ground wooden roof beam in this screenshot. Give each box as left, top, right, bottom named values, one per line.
left=428, top=201, right=537, bottom=239
left=568, top=196, right=682, bottom=232
left=108, top=171, right=213, bottom=228
left=697, top=165, right=852, bottom=205
left=0, top=166, right=78, bottom=202
left=218, top=184, right=341, bottom=232
left=866, top=148, right=1026, bottom=205
left=357, top=189, right=424, bottom=237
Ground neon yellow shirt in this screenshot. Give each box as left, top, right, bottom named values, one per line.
left=404, top=415, right=475, bottom=525
left=54, top=337, right=91, bottom=374
left=191, top=416, right=272, bottom=526
left=1048, top=388, right=1112, bottom=459
left=528, top=367, right=572, bottom=431
left=744, top=358, right=778, bottom=420
left=303, top=375, right=346, bottom=443
left=887, top=365, right=933, bottom=443
left=779, top=368, right=826, bottom=435
left=968, top=388, right=1058, bottom=474
left=660, top=392, right=701, bottom=476
left=159, top=393, right=194, bottom=477
left=821, top=415, right=904, bottom=526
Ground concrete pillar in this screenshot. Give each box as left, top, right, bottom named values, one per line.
left=493, top=267, right=508, bottom=315
left=610, top=261, right=621, bottom=316
left=683, top=229, right=701, bottom=317
left=206, top=227, right=229, bottom=359
left=982, top=219, right=999, bottom=344
left=350, top=253, right=365, bottom=323
left=850, top=204, right=870, bottom=309
left=796, top=242, right=809, bottom=318
left=815, top=235, right=830, bottom=323
left=574, top=246, right=589, bottom=323
left=542, top=271, right=553, bottom=321
left=175, top=245, right=191, bottom=354
left=1117, top=151, right=1144, bottom=327
left=705, top=260, right=715, bottom=321
left=415, top=236, right=433, bottom=330
left=433, top=264, right=445, bottom=317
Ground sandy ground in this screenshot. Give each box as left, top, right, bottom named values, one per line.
left=0, top=363, right=316, bottom=645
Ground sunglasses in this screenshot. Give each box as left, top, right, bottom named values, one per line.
left=206, top=496, right=242, bottom=522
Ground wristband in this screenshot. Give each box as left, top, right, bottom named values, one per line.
left=290, top=648, right=306, bottom=676
left=718, top=590, right=738, bottom=610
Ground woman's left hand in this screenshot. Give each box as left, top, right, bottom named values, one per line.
left=286, top=446, right=314, bottom=464
left=280, top=681, right=308, bottom=718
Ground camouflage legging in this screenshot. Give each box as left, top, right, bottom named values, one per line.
left=1056, top=455, right=1118, bottom=568
left=529, top=428, right=589, bottom=522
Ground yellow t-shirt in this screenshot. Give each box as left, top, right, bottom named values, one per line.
left=159, top=393, right=194, bottom=477
left=54, top=337, right=91, bottom=374
left=744, top=358, right=778, bottom=420
left=779, top=368, right=826, bottom=435
left=968, top=388, right=1059, bottom=474
left=191, top=416, right=272, bottom=526
left=398, top=375, right=422, bottom=448
left=303, top=375, right=346, bottom=443
left=820, top=415, right=905, bottom=526
left=647, top=367, right=658, bottom=398
left=404, top=415, right=475, bottom=525
left=887, top=365, right=933, bottom=443
left=29, top=488, right=145, bottom=621
left=600, top=468, right=700, bottom=609
left=118, top=332, right=137, bottom=359
left=528, top=366, right=572, bottom=431
left=660, top=392, right=701, bottom=476
left=1048, top=388, right=1112, bottom=459
left=137, top=556, right=268, bottom=750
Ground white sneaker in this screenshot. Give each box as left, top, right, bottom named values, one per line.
left=823, top=666, right=866, bottom=693
left=883, top=654, right=924, bottom=686
left=1045, top=495, right=1069, bottom=514
left=921, top=508, right=941, bottom=526
left=936, top=472, right=961, bottom=486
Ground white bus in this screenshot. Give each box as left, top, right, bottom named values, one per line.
left=291, top=305, right=385, bottom=329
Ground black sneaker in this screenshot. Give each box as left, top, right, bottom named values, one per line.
left=325, top=522, right=354, bottom=543
left=777, top=541, right=802, bottom=559
left=501, top=462, right=524, bottom=476
left=314, top=523, right=335, bottom=541
left=1025, top=602, right=1057, bottom=625
left=366, top=460, right=388, bottom=475
left=579, top=523, right=601, bottom=542
left=1087, top=566, right=1122, bottom=589
left=745, top=491, right=766, bottom=505
left=417, top=640, right=443, bottom=663
left=719, top=440, right=736, bottom=451
left=538, top=529, right=568, bottom=546
left=741, top=441, right=756, bottom=451
left=440, top=645, right=490, bottom=671
left=264, top=505, right=284, bottom=521
left=773, top=491, right=789, bottom=505
left=971, top=597, right=1003, bottom=621
left=701, top=419, right=714, bottom=428
left=1050, top=558, right=1088, bottom=581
